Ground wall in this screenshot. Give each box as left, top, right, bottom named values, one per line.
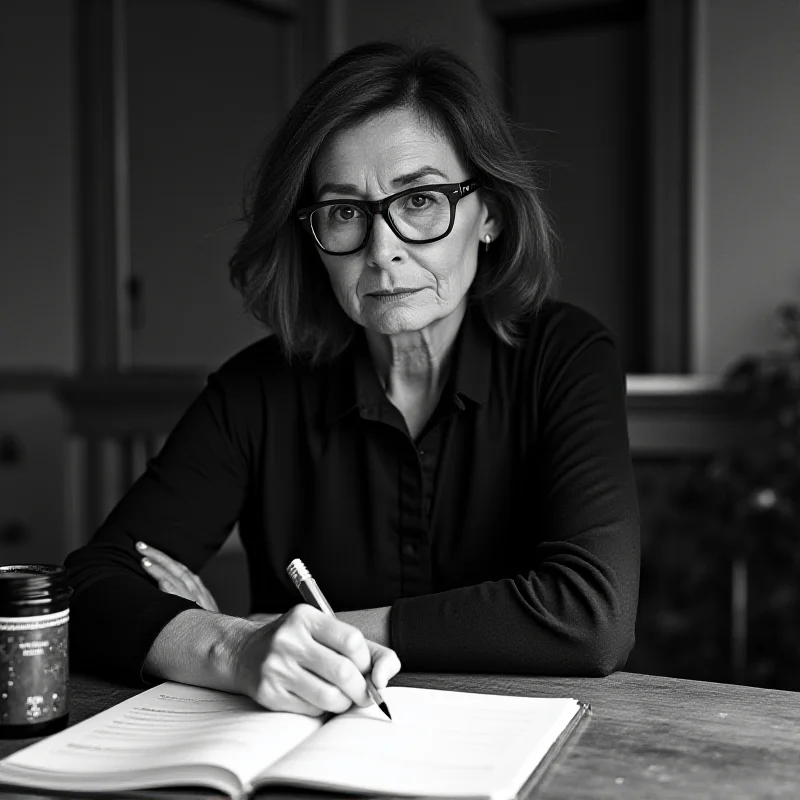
left=343, top=0, right=498, bottom=95
left=692, top=0, right=800, bottom=373
left=127, top=0, right=286, bottom=369
left=2, top=3, right=797, bottom=374
left=5, top=1, right=797, bottom=379
left=0, top=0, right=293, bottom=566
left=1, top=0, right=799, bottom=565
left=0, top=0, right=75, bottom=564
left=0, top=0, right=76, bottom=370
left=344, top=0, right=800, bottom=377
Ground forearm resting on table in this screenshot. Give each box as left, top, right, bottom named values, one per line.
left=249, top=606, right=391, bottom=647
left=143, top=609, right=260, bottom=691
left=143, top=605, right=392, bottom=688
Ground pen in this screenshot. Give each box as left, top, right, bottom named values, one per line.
left=286, top=558, right=392, bottom=721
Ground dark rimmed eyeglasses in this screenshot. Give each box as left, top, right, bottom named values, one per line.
left=296, top=179, right=479, bottom=256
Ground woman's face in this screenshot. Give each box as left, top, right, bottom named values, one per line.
left=310, top=107, right=496, bottom=336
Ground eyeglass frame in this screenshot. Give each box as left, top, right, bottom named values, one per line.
left=296, top=179, right=479, bottom=256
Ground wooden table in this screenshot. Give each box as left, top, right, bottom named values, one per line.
left=1, top=670, right=798, bottom=799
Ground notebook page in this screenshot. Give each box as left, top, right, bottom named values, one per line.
left=1, top=681, right=322, bottom=790
left=261, top=686, right=581, bottom=799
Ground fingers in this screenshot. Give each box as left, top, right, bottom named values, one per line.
left=272, top=606, right=373, bottom=709
left=365, top=640, right=402, bottom=692
left=270, top=686, right=329, bottom=718
left=236, top=605, right=392, bottom=716
left=137, top=541, right=219, bottom=612
left=256, top=649, right=360, bottom=715
left=301, top=641, right=372, bottom=710
left=141, top=558, right=205, bottom=606
left=303, top=607, right=372, bottom=676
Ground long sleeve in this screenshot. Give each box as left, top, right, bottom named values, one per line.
left=390, top=321, right=640, bottom=675
left=64, top=303, right=640, bottom=684
left=64, top=370, right=257, bottom=685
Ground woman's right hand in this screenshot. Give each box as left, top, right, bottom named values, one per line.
left=232, top=603, right=401, bottom=717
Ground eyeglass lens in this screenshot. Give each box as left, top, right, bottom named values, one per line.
left=309, top=189, right=452, bottom=253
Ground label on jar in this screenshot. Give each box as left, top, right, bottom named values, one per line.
left=0, top=609, right=69, bottom=726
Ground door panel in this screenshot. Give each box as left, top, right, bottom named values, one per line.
left=128, top=0, right=289, bottom=368
left=508, top=15, right=647, bottom=371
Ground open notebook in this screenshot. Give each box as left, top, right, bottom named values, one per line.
left=0, top=681, right=588, bottom=800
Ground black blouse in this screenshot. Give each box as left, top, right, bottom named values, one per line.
left=65, top=300, right=640, bottom=685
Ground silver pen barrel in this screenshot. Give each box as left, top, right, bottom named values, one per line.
left=286, top=558, right=391, bottom=719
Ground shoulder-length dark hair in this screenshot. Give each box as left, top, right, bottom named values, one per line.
left=229, top=41, right=557, bottom=364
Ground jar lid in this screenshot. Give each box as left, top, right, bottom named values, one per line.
left=0, top=565, right=69, bottom=605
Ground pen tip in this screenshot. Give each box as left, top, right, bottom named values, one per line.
left=378, top=702, right=392, bottom=720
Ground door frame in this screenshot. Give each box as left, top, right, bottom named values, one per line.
left=484, top=0, right=693, bottom=374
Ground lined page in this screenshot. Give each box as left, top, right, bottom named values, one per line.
left=261, top=686, right=581, bottom=800
left=1, top=682, right=322, bottom=790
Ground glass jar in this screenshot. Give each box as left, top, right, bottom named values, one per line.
left=0, top=565, right=70, bottom=738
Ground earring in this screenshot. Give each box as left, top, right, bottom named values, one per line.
left=483, top=234, right=492, bottom=253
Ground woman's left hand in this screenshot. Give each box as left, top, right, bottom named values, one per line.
left=137, top=541, right=220, bottom=613
left=137, top=542, right=280, bottom=623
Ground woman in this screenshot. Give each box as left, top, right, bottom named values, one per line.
left=65, top=42, right=640, bottom=717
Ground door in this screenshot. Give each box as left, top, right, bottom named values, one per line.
left=127, top=0, right=292, bottom=369
left=505, top=4, right=649, bottom=372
